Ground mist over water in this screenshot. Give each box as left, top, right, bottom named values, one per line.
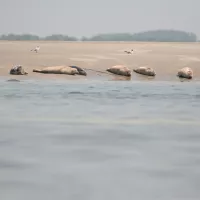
left=0, top=78, right=200, bottom=200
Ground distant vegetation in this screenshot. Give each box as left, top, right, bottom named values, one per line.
left=0, top=30, right=197, bottom=42
left=0, top=34, right=78, bottom=41
left=83, top=30, right=197, bottom=42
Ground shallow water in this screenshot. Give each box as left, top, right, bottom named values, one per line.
left=0, top=78, right=200, bottom=200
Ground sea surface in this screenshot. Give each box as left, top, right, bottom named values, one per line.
left=0, top=77, right=200, bottom=200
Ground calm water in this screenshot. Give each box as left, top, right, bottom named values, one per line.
left=0, top=78, right=200, bottom=200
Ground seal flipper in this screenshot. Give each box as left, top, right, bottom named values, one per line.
left=33, top=69, right=42, bottom=73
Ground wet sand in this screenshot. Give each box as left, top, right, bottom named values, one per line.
left=0, top=41, right=200, bottom=81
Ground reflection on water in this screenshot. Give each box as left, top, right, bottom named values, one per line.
left=0, top=78, right=200, bottom=200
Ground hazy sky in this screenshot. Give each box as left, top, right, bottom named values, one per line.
left=0, top=0, right=199, bottom=37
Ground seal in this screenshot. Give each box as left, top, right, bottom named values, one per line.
left=9, top=65, right=28, bottom=75
left=133, top=66, right=156, bottom=76
left=177, top=67, right=193, bottom=79
left=69, top=66, right=87, bottom=76
left=33, top=66, right=78, bottom=75
left=106, top=65, right=131, bottom=77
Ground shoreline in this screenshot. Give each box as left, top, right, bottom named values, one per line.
left=2, top=74, right=199, bottom=83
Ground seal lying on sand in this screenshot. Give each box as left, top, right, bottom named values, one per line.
left=133, top=66, right=156, bottom=76
left=33, top=66, right=79, bottom=75
left=177, top=67, right=193, bottom=79
left=69, top=66, right=87, bottom=76
left=106, top=65, right=131, bottom=77
left=10, top=65, right=28, bottom=75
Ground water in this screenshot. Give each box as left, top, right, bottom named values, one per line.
left=0, top=78, right=200, bottom=200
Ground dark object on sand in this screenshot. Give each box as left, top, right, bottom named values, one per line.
left=69, top=66, right=87, bottom=76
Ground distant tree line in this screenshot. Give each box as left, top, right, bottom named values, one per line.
left=0, top=30, right=197, bottom=42
left=82, top=30, right=197, bottom=42
left=0, top=34, right=78, bottom=41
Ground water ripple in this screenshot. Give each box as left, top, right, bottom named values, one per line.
left=0, top=79, right=200, bottom=200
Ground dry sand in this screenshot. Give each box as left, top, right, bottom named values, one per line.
left=0, top=41, right=200, bottom=81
